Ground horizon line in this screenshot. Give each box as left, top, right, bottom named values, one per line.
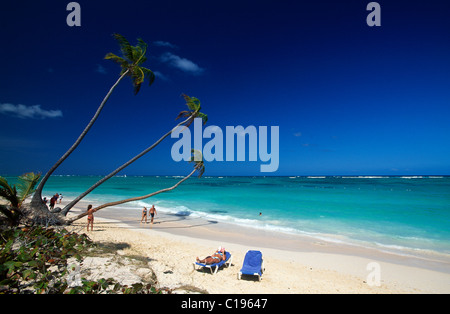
left=3, top=174, right=448, bottom=178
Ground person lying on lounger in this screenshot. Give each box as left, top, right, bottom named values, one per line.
left=196, top=247, right=226, bottom=265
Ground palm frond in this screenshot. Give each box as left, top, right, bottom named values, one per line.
left=135, top=38, right=148, bottom=65
left=133, top=67, right=145, bottom=84
left=0, top=176, right=18, bottom=208
left=190, top=149, right=205, bottom=178
left=133, top=82, right=142, bottom=95
left=131, top=46, right=142, bottom=63
left=175, top=110, right=191, bottom=121
left=17, top=172, right=41, bottom=207
left=130, top=67, right=145, bottom=95
left=104, top=52, right=128, bottom=67
left=196, top=163, right=205, bottom=178
left=106, top=34, right=154, bottom=94
left=112, top=33, right=134, bottom=62
left=175, top=94, right=208, bottom=128
left=182, top=94, right=201, bottom=111
left=104, top=52, right=125, bottom=62
left=136, top=38, right=148, bottom=54
left=141, top=67, right=155, bottom=86
left=197, top=112, right=208, bottom=125
left=137, top=55, right=148, bottom=65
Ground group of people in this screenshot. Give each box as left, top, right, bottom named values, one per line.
left=84, top=204, right=158, bottom=232
left=141, top=205, right=157, bottom=224
left=43, top=193, right=63, bottom=210
left=83, top=202, right=222, bottom=266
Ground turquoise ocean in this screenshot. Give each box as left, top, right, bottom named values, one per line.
left=16, top=175, right=450, bottom=260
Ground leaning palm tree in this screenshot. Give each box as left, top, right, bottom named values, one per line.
left=105, top=34, right=155, bottom=95
left=0, top=173, right=41, bottom=225
left=176, top=94, right=208, bottom=127
left=61, top=94, right=207, bottom=216
left=31, top=34, right=155, bottom=210
left=67, top=149, right=205, bottom=223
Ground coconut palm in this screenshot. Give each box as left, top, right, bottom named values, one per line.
left=61, top=95, right=207, bottom=215
left=67, top=149, right=205, bottom=223
left=176, top=94, right=208, bottom=127
left=105, top=34, right=155, bottom=95
left=0, top=173, right=41, bottom=225
left=31, top=34, right=155, bottom=209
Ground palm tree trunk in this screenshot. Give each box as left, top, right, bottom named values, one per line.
left=31, top=70, right=130, bottom=208
left=61, top=113, right=196, bottom=216
left=67, top=167, right=197, bottom=223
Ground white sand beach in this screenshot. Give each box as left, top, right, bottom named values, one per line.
left=65, top=200, right=450, bottom=294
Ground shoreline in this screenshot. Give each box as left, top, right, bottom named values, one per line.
left=72, top=198, right=450, bottom=270
left=66, top=199, right=450, bottom=293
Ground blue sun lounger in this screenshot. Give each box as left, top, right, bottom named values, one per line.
left=193, top=251, right=232, bottom=274
left=238, top=250, right=264, bottom=281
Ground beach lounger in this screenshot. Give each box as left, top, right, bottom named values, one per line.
left=238, top=250, right=264, bottom=281
left=193, top=251, right=232, bottom=274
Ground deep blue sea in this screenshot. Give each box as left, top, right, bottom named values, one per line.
left=13, top=175, right=450, bottom=259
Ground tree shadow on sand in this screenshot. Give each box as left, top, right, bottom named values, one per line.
left=154, top=212, right=218, bottom=229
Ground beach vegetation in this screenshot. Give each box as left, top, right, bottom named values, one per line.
left=0, top=226, right=166, bottom=294
left=0, top=173, right=41, bottom=226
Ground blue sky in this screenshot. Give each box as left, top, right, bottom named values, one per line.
left=1, top=0, right=449, bottom=176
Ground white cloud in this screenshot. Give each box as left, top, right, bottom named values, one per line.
left=160, top=52, right=205, bottom=75
left=153, top=41, right=177, bottom=49
left=153, top=71, right=170, bottom=81
left=0, top=103, right=63, bottom=119
left=95, top=64, right=107, bottom=74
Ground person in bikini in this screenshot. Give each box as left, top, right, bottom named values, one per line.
left=86, top=204, right=95, bottom=231
left=141, top=207, right=148, bottom=223
left=196, top=247, right=226, bottom=265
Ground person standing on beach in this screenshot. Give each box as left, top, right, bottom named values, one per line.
left=58, top=194, right=63, bottom=204
left=49, top=194, right=58, bottom=210
left=141, top=207, right=148, bottom=223
left=87, top=204, right=94, bottom=231
left=149, top=205, right=157, bottom=224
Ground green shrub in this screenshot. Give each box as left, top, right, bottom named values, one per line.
left=0, top=226, right=163, bottom=294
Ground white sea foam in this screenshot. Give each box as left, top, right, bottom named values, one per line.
left=51, top=175, right=449, bottom=263
left=156, top=203, right=450, bottom=259
left=125, top=201, right=373, bottom=247
left=341, top=176, right=388, bottom=179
